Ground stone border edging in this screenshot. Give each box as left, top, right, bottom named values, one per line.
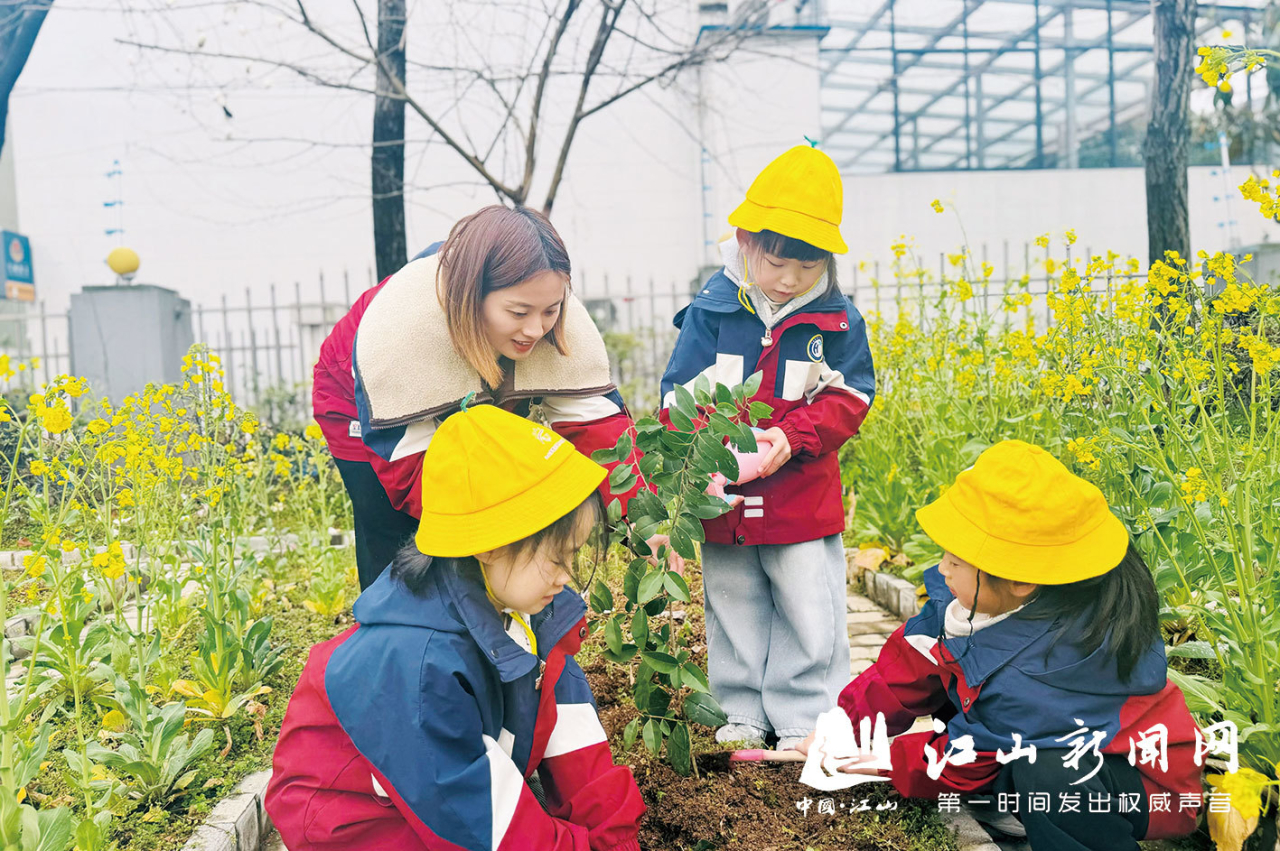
left=182, top=770, right=273, bottom=851
left=858, top=565, right=922, bottom=621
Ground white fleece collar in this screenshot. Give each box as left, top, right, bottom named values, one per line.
left=354, top=254, right=615, bottom=428
left=943, top=599, right=1027, bottom=639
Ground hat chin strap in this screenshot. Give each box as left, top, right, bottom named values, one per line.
left=480, top=563, right=538, bottom=657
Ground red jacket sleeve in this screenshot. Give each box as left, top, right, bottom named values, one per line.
left=776, top=307, right=875, bottom=458
left=839, top=625, right=951, bottom=737
left=840, top=625, right=1001, bottom=798
left=888, top=731, right=1004, bottom=799
left=535, top=654, right=645, bottom=851
left=541, top=392, right=651, bottom=517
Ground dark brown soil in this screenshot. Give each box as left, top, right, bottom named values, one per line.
left=582, top=562, right=957, bottom=851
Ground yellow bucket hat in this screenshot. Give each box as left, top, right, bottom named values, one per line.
left=414, top=404, right=607, bottom=557
left=914, top=440, right=1128, bottom=585
left=728, top=144, right=848, bottom=255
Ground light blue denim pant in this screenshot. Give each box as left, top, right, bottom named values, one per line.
left=701, top=534, right=849, bottom=739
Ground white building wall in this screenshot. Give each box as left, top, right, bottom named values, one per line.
left=838, top=164, right=1280, bottom=289
left=0, top=135, right=17, bottom=232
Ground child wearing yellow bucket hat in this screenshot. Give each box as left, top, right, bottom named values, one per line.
left=267, top=404, right=646, bottom=851
left=660, top=142, right=876, bottom=751
left=808, top=441, right=1202, bottom=850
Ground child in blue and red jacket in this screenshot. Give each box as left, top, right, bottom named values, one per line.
left=805, top=441, right=1202, bottom=850
left=266, top=404, right=645, bottom=851
left=660, top=144, right=876, bottom=750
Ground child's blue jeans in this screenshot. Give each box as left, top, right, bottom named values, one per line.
left=701, top=534, right=849, bottom=739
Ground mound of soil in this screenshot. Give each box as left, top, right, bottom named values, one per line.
left=582, top=598, right=956, bottom=851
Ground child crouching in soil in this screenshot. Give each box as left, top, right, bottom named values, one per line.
left=266, top=403, right=645, bottom=850
left=801, top=440, right=1202, bottom=851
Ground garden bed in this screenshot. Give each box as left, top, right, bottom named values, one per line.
left=2, top=542, right=356, bottom=851
left=580, top=567, right=959, bottom=851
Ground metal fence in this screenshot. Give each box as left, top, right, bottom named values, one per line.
left=1, top=240, right=1131, bottom=420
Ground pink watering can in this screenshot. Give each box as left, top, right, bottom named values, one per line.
left=706, top=428, right=773, bottom=506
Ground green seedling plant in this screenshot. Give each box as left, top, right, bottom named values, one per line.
left=82, top=674, right=215, bottom=808
left=590, top=373, right=771, bottom=776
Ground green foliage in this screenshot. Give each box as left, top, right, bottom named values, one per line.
left=589, top=374, right=771, bottom=775
left=81, top=675, right=216, bottom=807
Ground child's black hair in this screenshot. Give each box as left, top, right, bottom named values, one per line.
left=988, top=541, right=1159, bottom=682
left=744, top=229, right=840, bottom=297
left=390, top=492, right=604, bottom=597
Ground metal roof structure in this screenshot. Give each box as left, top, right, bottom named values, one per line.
left=818, top=0, right=1271, bottom=172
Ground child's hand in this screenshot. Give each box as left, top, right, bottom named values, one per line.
left=757, top=427, right=792, bottom=477
left=644, top=534, right=687, bottom=576
left=794, top=730, right=888, bottom=775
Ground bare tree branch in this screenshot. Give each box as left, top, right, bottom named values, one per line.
left=121, top=0, right=762, bottom=257
left=520, top=0, right=580, bottom=200
left=542, top=0, right=626, bottom=214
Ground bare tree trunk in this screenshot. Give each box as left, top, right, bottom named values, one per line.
left=1144, top=0, right=1194, bottom=268
left=372, top=0, right=407, bottom=281
left=0, top=0, right=55, bottom=156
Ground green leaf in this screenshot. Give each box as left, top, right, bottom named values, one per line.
left=676, top=514, right=706, bottom=545
left=615, top=471, right=638, bottom=495
left=635, top=416, right=665, bottom=434
left=673, top=384, right=699, bottom=421
left=641, top=651, right=680, bottom=674
left=704, top=439, right=740, bottom=481
left=668, top=665, right=682, bottom=690
left=668, top=407, right=695, bottom=433
left=638, top=451, right=663, bottom=479
left=623, top=717, right=640, bottom=751
left=689, top=497, right=732, bottom=519
left=668, top=723, right=692, bottom=776
left=694, top=374, right=712, bottom=407
left=732, top=421, right=757, bottom=449
left=638, top=571, right=666, bottom=604
left=607, top=497, right=623, bottom=524
left=669, top=526, right=696, bottom=560
left=743, top=371, right=763, bottom=398
left=613, top=431, right=634, bottom=462
left=604, top=617, right=623, bottom=655
left=636, top=490, right=669, bottom=522
left=603, top=644, right=638, bottom=664
left=591, top=446, right=620, bottom=465
left=748, top=401, right=773, bottom=423
left=590, top=581, right=614, bottom=613
left=609, top=464, right=637, bottom=493
left=714, top=383, right=733, bottom=405
left=663, top=572, right=691, bottom=603
left=707, top=411, right=738, bottom=437
left=632, top=608, right=650, bottom=649
left=642, top=719, right=661, bottom=755
left=681, top=662, right=711, bottom=694
left=1167, top=669, right=1226, bottom=715
left=634, top=673, right=653, bottom=711
left=1166, top=641, right=1216, bottom=659
left=684, top=692, right=728, bottom=728
left=623, top=559, right=646, bottom=603
left=647, top=686, right=671, bottom=717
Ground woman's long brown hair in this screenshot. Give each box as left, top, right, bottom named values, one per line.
left=436, top=205, right=572, bottom=388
